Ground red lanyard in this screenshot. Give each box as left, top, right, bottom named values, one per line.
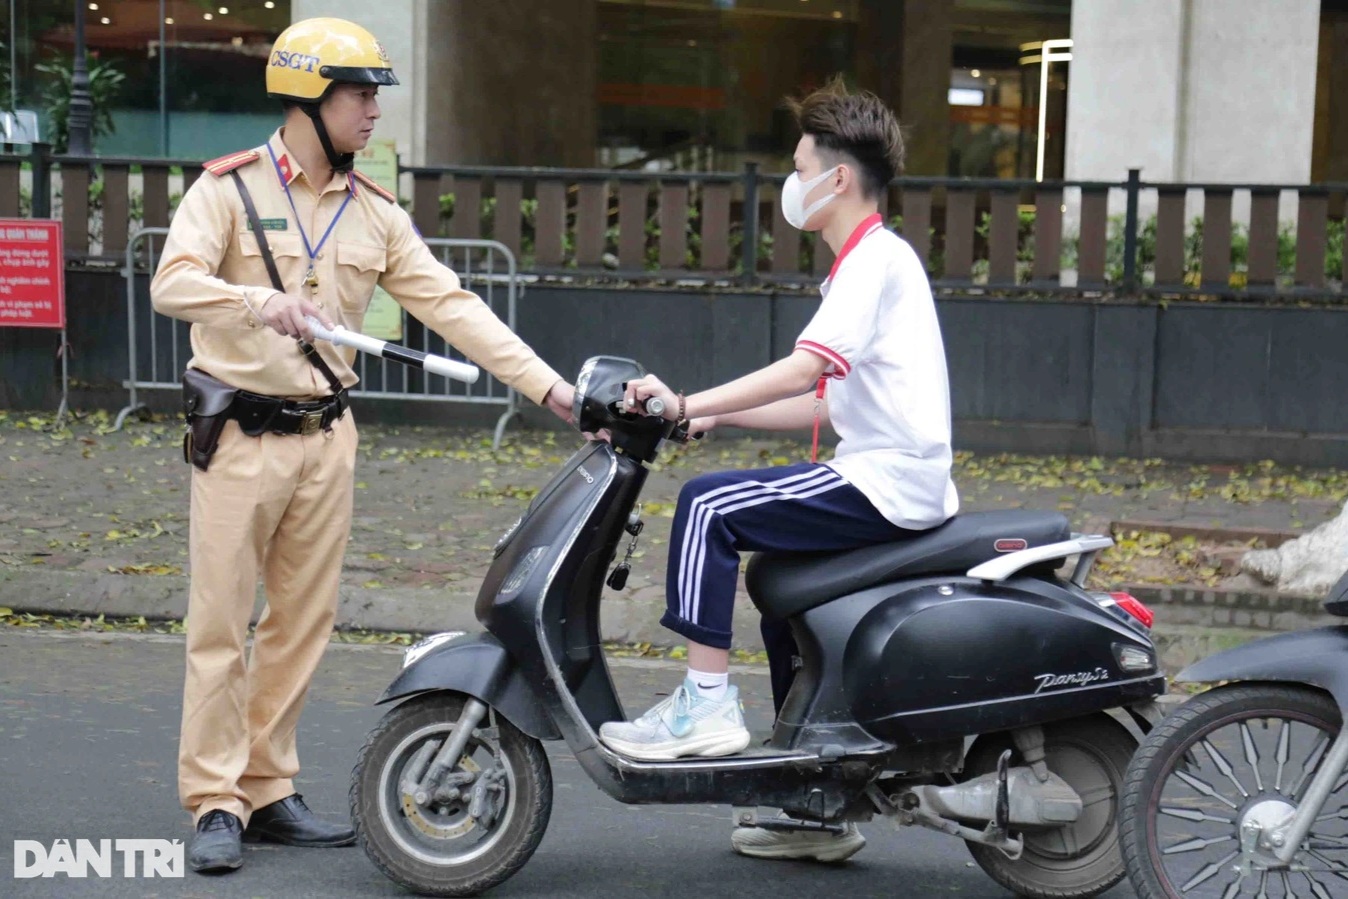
left=810, top=376, right=827, bottom=464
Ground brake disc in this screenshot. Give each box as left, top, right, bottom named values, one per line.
left=400, top=755, right=483, bottom=839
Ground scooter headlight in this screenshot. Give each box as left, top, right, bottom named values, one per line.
left=572, top=356, right=647, bottom=434
left=573, top=358, right=598, bottom=425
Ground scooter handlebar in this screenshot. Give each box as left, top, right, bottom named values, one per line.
left=617, top=391, right=666, bottom=418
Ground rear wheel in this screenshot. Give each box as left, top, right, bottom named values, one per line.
left=350, top=693, right=552, bottom=897
left=965, top=716, right=1137, bottom=899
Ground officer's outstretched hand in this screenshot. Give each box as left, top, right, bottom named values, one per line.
left=260, top=293, right=333, bottom=341
left=545, top=381, right=576, bottom=424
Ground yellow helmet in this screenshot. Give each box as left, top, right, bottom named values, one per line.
left=266, top=17, right=398, bottom=103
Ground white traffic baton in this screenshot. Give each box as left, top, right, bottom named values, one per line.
left=305, top=316, right=480, bottom=384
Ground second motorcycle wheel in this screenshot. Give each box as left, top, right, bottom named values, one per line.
left=964, top=715, right=1138, bottom=899
left=1119, top=683, right=1345, bottom=899
left=350, top=692, right=553, bottom=897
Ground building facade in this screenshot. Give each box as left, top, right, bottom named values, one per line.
left=2, top=0, right=1344, bottom=185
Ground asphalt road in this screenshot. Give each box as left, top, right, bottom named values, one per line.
left=0, top=629, right=1138, bottom=898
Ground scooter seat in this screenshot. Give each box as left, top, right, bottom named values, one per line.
left=745, top=510, right=1073, bottom=620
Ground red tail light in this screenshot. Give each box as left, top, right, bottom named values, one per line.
left=1110, top=592, right=1154, bottom=629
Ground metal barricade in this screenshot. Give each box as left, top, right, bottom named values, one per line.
left=115, top=229, right=523, bottom=448
left=114, top=227, right=178, bottom=431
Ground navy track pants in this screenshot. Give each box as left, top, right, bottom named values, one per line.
left=661, top=463, right=907, bottom=659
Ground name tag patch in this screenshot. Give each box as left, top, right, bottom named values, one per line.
left=259, top=218, right=288, bottom=231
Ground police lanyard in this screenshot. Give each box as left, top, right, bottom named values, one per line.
left=265, top=143, right=353, bottom=289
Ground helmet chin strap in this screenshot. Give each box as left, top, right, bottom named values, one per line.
left=300, top=102, right=354, bottom=173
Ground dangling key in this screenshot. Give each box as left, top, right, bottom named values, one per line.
left=606, top=504, right=642, bottom=592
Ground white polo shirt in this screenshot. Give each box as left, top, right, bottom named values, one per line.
left=796, top=213, right=959, bottom=530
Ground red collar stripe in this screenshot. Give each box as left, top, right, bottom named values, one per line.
left=826, top=212, right=884, bottom=282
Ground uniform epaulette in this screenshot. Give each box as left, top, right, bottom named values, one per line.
left=203, top=149, right=261, bottom=177
left=351, top=170, right=396, bottom=204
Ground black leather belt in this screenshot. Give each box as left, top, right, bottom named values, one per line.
left=230, top=389, right=349, bottom=437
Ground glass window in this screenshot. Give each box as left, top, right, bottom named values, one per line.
left=950, top=0, right=1071, bottom=179
left=3, top=0, right=291, bottom=157
left=597, top=0, right=860, bottom=172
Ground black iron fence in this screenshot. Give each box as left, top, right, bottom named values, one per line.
left=3, top=143, right=1345, bottom=299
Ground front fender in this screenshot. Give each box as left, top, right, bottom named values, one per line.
left=1177, top=625, right=1348, bottom=711
left=379, top=632, right=560, bottom=740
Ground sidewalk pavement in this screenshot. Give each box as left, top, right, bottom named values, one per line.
left=1, top=408, right=1345, bottom=659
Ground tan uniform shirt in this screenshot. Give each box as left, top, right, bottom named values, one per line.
left=151, top=128, right=561, bottom=404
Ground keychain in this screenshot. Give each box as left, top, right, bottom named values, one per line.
left=606, top=505, right=644, bottom=590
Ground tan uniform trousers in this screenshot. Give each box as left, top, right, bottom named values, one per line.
left=178, top=411, right=357, bottom=826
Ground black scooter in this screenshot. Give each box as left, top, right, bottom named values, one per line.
left=350, top=356, right=1166, bottom=898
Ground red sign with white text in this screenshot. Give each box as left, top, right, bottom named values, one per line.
left=0, top=218, right=65, bottom=328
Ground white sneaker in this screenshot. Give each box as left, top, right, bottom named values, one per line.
left=731, top=818, right=866, bottom=862
left=599, top=679, right=752, bottom=761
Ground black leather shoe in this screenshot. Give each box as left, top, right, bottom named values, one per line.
left=243, top=793, right=356, bottom=847
left=189, top=810, right=243, bottom=873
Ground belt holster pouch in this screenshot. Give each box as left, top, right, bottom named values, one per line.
left=182, top=369, right=239, bottom=472
left=232, top=393, right=285, bottom=437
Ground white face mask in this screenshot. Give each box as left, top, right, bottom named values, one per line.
left=780, top=165, right=839, bottom=230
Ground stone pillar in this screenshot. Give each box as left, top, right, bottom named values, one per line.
left=292, top=0, right=598, bottom=167
left=1066, top=0, right=1320, bottom=185
left=1064, top=1, right=1186, bottom=183
left=857, top=0, right=953, bottom=177
left=1181, top=0, right=1319, bottom=185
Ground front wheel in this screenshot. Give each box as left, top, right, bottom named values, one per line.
left=1119, top=684, right=1345, bottom=899
left=350, top=692, right=552, bottom=897
left=965, top=715, right=1138, bottom=899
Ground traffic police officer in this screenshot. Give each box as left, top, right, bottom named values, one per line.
left=151, top=18, right=573, bottom=874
